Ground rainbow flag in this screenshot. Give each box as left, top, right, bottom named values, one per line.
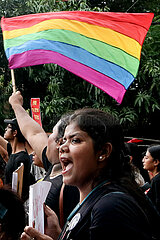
left=1, top=11, right=154, bottom=103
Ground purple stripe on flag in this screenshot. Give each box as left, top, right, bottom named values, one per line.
left=9, top=49, right=126, bottom=103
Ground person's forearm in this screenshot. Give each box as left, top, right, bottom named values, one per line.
left=12, top=103, right=45, bottom=139
left=12, top=104, right=48, bottom=160
left=9, top=92, right=48, bottom=161
left=0, top=136, right=8, bottom=151
left=0, top=145, right=9, bottom=162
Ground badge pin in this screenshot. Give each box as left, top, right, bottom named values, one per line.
left=68, top=213, right=81, bottom=231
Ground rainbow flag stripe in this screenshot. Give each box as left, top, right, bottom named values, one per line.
left=1, top=11, right=154, bottom=103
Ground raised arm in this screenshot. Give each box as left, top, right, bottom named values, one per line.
left=9, top=91, right=48, bottom=161
left=0, top=135, right=8, bottom=151
left=0, top=145, right=9, bottom=162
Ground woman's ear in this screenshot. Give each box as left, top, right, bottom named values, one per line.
left=98, top=142, right=112, bottom=162
left=154, top=159, right=160, bottom=167
left=12, top=130, right=18, bottom=137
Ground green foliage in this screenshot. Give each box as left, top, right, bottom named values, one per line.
left=1, top=0, right=30, bottom=17
left=134, top=18, right=160, bottom=120
left=26, top=0, right=91, bottom=13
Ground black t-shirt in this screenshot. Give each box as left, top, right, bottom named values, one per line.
left=4, top=150, right=31, bottom=201
left=42, top=146, right=53, bottom=179
left=7, top=142, right=12, bottom=156
left=45, top=175, right=62, bottom=217
left=45, top=175, right=79, bottom=222
left=89, top=192, right=151, bottom=240
left=42, top=147, right=79, bottom=223
left=147, top=172, right=160, bottom=214
left=59, top=184, right=154, bottom=240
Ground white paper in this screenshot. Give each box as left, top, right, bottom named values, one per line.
left=12, top=163, right=24, bottom=198
left=29, top=181, right=51, bottom=234
left=12, top=172, right=18, bottom=192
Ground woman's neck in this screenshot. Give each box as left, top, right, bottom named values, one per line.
left=10, top=139, right=25, bottom=154
left=79, top=182, right=93, bottom=204
left=79, top=179, right=111, bottom=204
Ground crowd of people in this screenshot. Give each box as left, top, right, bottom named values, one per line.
left=0, top=91, right=160, bottom=240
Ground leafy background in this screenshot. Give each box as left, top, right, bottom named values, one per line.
left=0, top=0, right=160, bottom=139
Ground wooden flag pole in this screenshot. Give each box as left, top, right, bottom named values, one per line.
left=11, top=69, right=16, bottom=93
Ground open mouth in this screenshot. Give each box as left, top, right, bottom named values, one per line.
left=60, top=158, right=73, bottom=174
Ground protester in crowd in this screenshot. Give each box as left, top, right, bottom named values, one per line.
left=21, top=108, right=160, bottom=240
left=30, top=151, right=46, bottom=181
left=142, top=145, right=160, bottom=213
left=140, top=151, right=153, bottom=193
left=9, top=91, right=79, bottom=225
left=125, top=142, right=145, bottom=186
left=25, top=141, right=46, bottom=182
left=0, top=118, right=31, bottom=201
left=9, top=91, right=63, bottom=177
left=0, top=186, right=26, bottom=240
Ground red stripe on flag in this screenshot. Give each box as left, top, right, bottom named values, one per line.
left=1, top=12, right=154, bottom=45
